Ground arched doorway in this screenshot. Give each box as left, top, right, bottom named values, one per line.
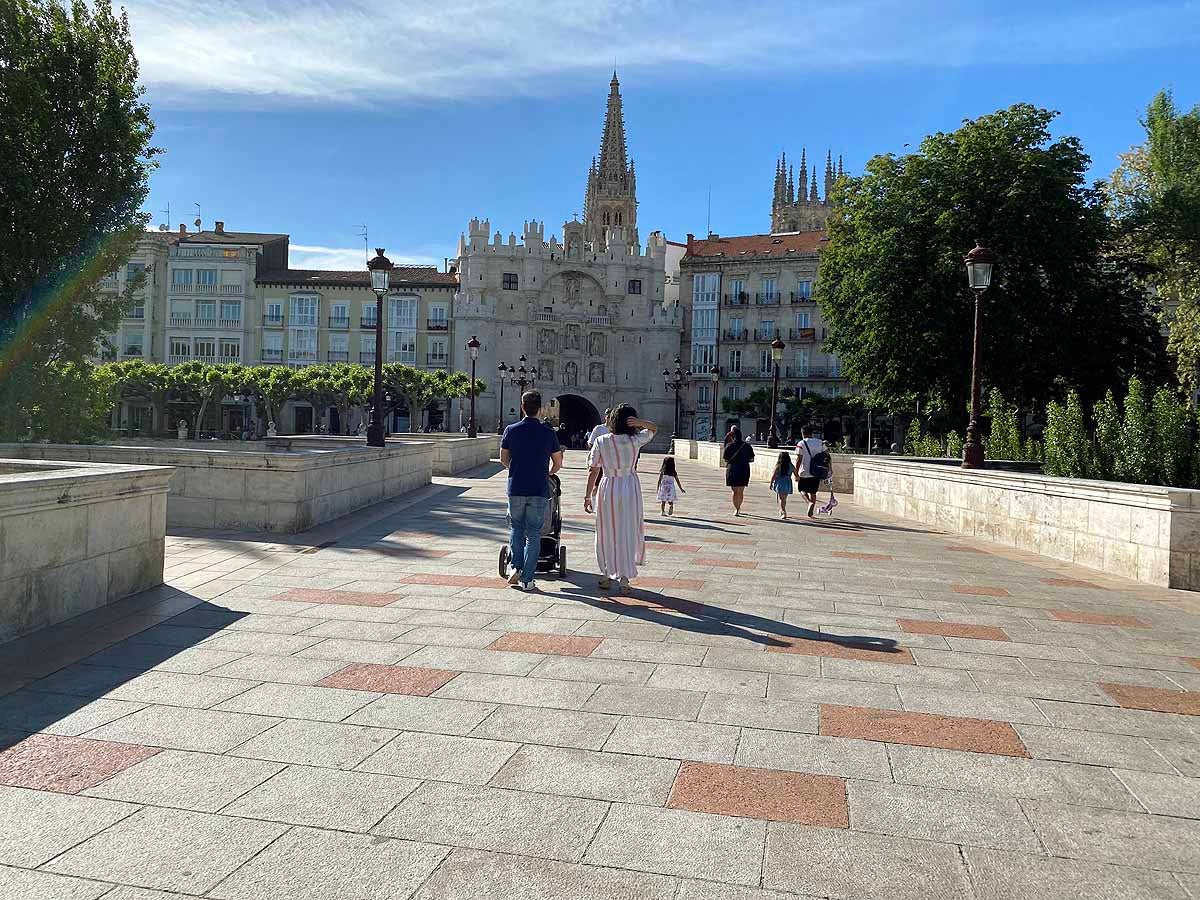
left=555, top=394, right=602, bottom=449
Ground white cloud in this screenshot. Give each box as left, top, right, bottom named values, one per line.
left=289, top=244, right=443, bottom=270
left=123, top=0, right=1198, bottom=108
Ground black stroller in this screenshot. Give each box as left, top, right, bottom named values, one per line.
left=498, top=472, right=567, bottom=578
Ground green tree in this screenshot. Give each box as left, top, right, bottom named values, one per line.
left=903, top=418, right=921, bottom=455
left=1044, top=391, right=1091, bottom=478
left=1092, top=389, right=1122, bottom=480
left=167, top=362, right=244, bottom=436
left=328, top=364, right=374, bottom=434
left=1152, top=385, right=1193, bottom=487
left=0, top=0, right=158, bottom=440
left=382, top=364, right=436, bottom=431
left=1109, top=91, right=1200, bottom=389
left=946, top=430, right=964, bottom=459
left=985, top=388, right=1021, bottom=460
left=1116, top=376, right=1155, bottom=483
left=244, top=365, right=294, bottom=434
left=817, top=104, right=1167, bottom=423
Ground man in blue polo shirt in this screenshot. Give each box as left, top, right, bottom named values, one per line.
left=500, top=390, right=563, bottom=591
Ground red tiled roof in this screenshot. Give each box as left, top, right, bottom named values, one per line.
left=685, top=231, right=826, bottom=260
left=256, top=267, right=458, bottom=287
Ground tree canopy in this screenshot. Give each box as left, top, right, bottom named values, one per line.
left=0, top=0, right=158, bottom=439
left=817, top=103, right=1167, bottom=420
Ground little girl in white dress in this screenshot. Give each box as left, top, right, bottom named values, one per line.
left=655, top=456, right=685, bottom=515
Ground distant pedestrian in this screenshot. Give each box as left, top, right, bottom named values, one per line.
left=770, top=451, right=795, bottom=520
left=584, top=405, right=657, bottom=593
left=723, top=426, right=754, bottom=517
left=656, top=456, right=685, bottom=516
left=500, top=391, right=564, bottom=592
left=796, top=424, right=832, bottom=518
left=587, top=410, right=612, bottom=448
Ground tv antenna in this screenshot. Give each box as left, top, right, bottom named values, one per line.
left=160, top=202, right=171, bottom=230
left=193, top=202, right=201, bottom=230
left=357, top=225, right=369, bottom=264
left=706, top=185, right=712, bottom=235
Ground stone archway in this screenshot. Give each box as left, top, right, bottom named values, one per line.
left=555, top=394, right=602, bottom=448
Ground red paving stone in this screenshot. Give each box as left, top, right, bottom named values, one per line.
left=0, top=734, right=159, bottom=794
left=318, top=663, right=459, bottom=696
left=400, top=574, right=507, bottom=588
left=371, top=548, right=451, bottom=558
left=897, top=619, right=1011, bottom=641
left=1101, top=683, right=1200, bottom=716
left=710, top=538, right=756, bottom=545
left=630, top=576, right=706, bottom=590
left=1186, top=658, right=1200, bottom=672
left=832, top=551, right=894, bottom=561
left=273, top=588, right=398, bottom=607
left=819, top=704, right=1029, bottom=757
left=769, top=637, right=915, bottom=666
left=488, top=633, right=603, bottom=657
left=951, top=584, right=1011, bottom=597
left=693, top=558, right=758, bottom=570
left=1040, top=577, right=1109, bottom=590
left=645, top=544, right=702, bottom=553
left=945, top=545, right=987, bottom=553
left=668, top=762, right=849, bottom=826
left=1050, top=610, right=1148, bottom=627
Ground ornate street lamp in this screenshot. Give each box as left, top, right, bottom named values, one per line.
left=709, top=364, right=720, bottom=442
left=466, top=336, right=480, bottom=438
left=496, top=361, right=508, bottom=433
left=662, top=357, right=689, bottom=440
left=365, top=248, right=393, bottom=447
left=768, top=337, right=786, bottom=448
left=961, top=242, right=996, bottom=469
left=510, top=355, right=536, bottom=393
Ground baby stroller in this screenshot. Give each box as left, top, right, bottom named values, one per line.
left=499, top=472, right=567, bottom=578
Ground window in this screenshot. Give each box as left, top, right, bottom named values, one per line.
left=169, top=337, right=190, bottom=359
left=728, top=349, right=742, bottom=375
left=197, top=269, right=217, bottom=286
left=829, top=354, right=842, bottom=376
left=220, top=269, right=241, bottom=287
left=796, top=279, right=813, bottom=299
left=195, top=300, right=216, bottom=323
left=126, top=262, right=145, bottom=281
left=502, top=273, right=519, bottom=290
left=289, top=328, right=317, bottom=359
left=360, top=332, right=376, bottom=362
left=697, top=384, right=711, bottom=405
left=794, top=348, right=810, bottom=375
left=795, top=311, right=811, bottom=329
left=729, top=278, right=745, bottom=302
left=627, top=279, right=642, bottom=295
left=329, top=332, right=349, bottom=352
left=694, top=308, right=716, bottom=331
left=390, top=329, right=416, bottom=364
left=171, top=268, right=192, bottom=286
left=761, top=320, right=775, bottom=338
left=263, top=332, right=283, bottom=351
left=194, top=338, right=216, bottom=360
left=128, top=297, right=145, bottom=319
left=124, top=332, right=144, bottom=356
left=331, top=303, right=348, bottom=325
left=762, top=277, right=777, bottom=301
left=729, top=385, right=743, bottom=401
left=730, top=317, right=743, bottom=337
left=220, top=299, right=241, bottom=323
left=428, top=304, right=448, bottom=330
left=692, top=273, right=719, bottom=305
left=362, top=304, right=377, bottom=326
left=218, top=338, right=240, bottom=361
left=265, top=301, right=283, bottom=323
left=428, top=338, right=448, bottom=364
left=388, top=296, right=416, bottom=329
left=290, top=294, right=317, bottom=326
left=760, top=349, right=774, bottom=372
left=691, top=343, right=715, bottom=369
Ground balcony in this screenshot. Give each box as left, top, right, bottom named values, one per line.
left=360, top=317, right=378, bottom=329
left=359, top=352, right=376, bottom=365
left=263, top=314, right=284, bottom=327
left=219, top=283, right=244, bottom=295
left=175, top=246, right=254, bottom=259
left=194, top=317, right=218, bottom=329
left=790, top=328, right=817, bottom=342
left=752, top=330, right=778, bottom=342
left=169, top=314, right=191, bottom=327
left=122, top=347, right=143, bottom=358
left=534, top=312, right=556, bottom=323
left=124, top=309, right=145, bottom=320
left=695, top=400, right=712, bottom=411
left=586, top=315, right=610, bottom=326
left=167, top=354, right=190, bottom=364
left=386, top=351, right=416, bottom=364
left=784, top=365, right=834, bottom=379
left=261, top=348, right=283, bottom=362
left=327, top=350, right=350, bottom=362
left=218, top=355, right=242, bottom=364
left=723, top=293, right=750, bottom=306
left=328, top=316, right=350, bottom=329
left=756, top=293, right=781, bottom=306
left=790, top=291, right=815, bottom=304
left=99, top=276, right=119, bottom=291
left=288, top=350, right=318, bottom=363
left=426, top=355, right=449, bottom=367
left=723, top=330, right=749, bottom=342
left=219, top=317, right=241, bottom=328
left=426, top=319, right=449, bottom=331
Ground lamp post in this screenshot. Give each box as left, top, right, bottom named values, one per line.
left=495, top=362, right=508, bottom=433
left=466, top=336, right=480, bottom=438
left=709, top=364, right=720, bottom=442
left=961, top=242, right=996, bottom=469
left=365, top=248, right=393, bottom=447
left=768, top=337, right=786, bottom=448
left=510, top=355, right=536, bottom=395
left=662, top=357, right=688, bottom=440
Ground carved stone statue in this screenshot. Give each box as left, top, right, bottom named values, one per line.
left=588, top=362, right=605, bottom=383
left=538, top=329, right=556, bottom=353
left=565, top=324, right=581, bottom=351
left=564, top=361, right=578, bottom=386
left=564, top=273, right=581, bottom=306
left=267, top=421, right=277, bottom=438
left=588, top=332, right=606, bottom=356
left=177, top=419, right=188, bottom=440
left=539, top=360, right=555, bottom=382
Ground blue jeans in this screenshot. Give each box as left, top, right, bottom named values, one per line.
left=508, top=495, right=548, bottom=584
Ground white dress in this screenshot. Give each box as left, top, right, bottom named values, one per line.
left=656, top=477, right=678, bottom=503
left=588, top=430, right=654, bottom=580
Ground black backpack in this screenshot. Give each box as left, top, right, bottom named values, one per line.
left=802, top=439, right=831, bottom=480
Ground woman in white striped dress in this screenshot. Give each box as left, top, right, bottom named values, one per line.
left=584, top=405, right=658, bottom=593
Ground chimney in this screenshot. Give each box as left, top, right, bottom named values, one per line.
left=686, top=233, right=694, bottom=254
left=178, top=224, right=187, bottom=234
left=214, top=221, right=225, bottom=234
left=708, top=232, right=719, bottom=240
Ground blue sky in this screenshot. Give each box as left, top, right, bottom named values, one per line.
left=130, top=0, right=1200, bottom=270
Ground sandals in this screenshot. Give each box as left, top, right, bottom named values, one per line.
left=598, top=577, right=613, bottom=590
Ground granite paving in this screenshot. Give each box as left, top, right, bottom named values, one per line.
left=0, top=450, right=1199, bottom=896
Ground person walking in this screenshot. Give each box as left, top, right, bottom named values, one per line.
left=655, top=456, right=685, bottom=516
left=723, top=425, right=754, bottom=516
left=500, top=391, right=563, bottom=591
left=587, top=410, right=612, bottom=448
left=584, top=405, right=657, bottom=593
left=769, top=451, right=796, bottom=520
left=795, top=424, right=831, bottom=518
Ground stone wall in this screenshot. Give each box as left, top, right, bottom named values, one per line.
left=1, top=459, right=172, bottom=642
left=853, top=456, right=1200, bottom=590
left=3, top=442, right=434, bottom=534
left=677, top=439, right=855, bottom=495
left=268, top=434, right=498, bottom=476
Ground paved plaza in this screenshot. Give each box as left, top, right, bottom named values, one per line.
left=2, top=452, right=1200, bottom=899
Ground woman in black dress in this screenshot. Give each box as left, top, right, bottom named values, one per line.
left=722, top=426, right=754, bottom=517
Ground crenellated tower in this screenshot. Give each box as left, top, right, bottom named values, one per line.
left=582, top=71, right=638, bottom=250
left=770, top=147, right=845, bottom=233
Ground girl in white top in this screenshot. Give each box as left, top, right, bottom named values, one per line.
left=655, top=456, right=685, bottom=516
left=794, top=424, right=829, bottom=518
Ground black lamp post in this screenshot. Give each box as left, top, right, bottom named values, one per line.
left=365, top=248, right=393, bottom=447
left=496, top=362, right=508, bottom=433
left=961, top=242, right=996, bottom=469
left=709, top=364, right=720, bottom=442
left=466, top=336, right=480, bottom=438
left=662, top=357, right=688, bottom=440
left=510, top=355, right=536, bottom=395
left=768, top=337, right=786, bottom=448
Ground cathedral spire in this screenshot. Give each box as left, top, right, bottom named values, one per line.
left=582, top=72, right=638, bottom=249
left=798, top=148, right=808, bottom=200
left=787, top=164, right=795, bottom=204
left=809, top=165, right=818, bottom=202
left=597, top=71, right=629, bottom=179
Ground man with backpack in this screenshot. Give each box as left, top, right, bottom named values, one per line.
left=795, top=424, right=832, bottom=518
